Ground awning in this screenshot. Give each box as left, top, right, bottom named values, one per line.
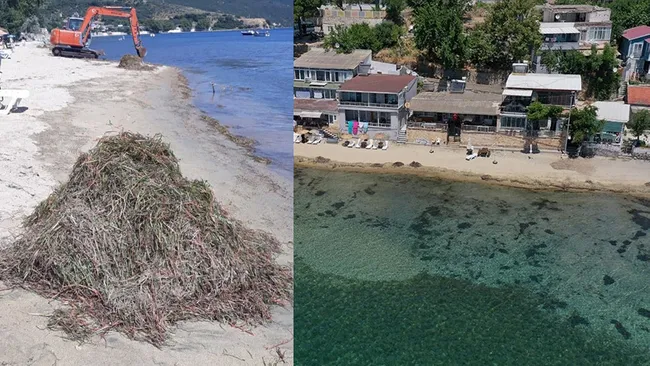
left=502, top=89, right=533, bottom=97
left=540, top=26, right=580, bottom=35
left=299, top=111, right=323, bottom=118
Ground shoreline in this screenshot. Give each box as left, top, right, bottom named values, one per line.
left=0, top=42, right=292, bottom=365
left=135, top=57, right=275, bottom=166
left=294, top=146, right=650, bottom=198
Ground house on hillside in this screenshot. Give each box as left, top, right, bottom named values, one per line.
left=501, top=73, right=581, bottom=132
left=534, top=4, right=612, bottom=72
left=319, top=5, right=386, bottom=35
left=337, top=74, right=417, bottom=140
left=619, top=26, right=650, bottom=81
left=409, top=80, right=501, bottom=140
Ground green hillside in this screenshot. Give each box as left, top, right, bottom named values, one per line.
left=164, top=0, right=293, bottom=25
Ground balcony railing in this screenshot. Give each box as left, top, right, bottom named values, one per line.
left=339, top=100, right=400, bottom=108
left=463, top=125, right=497, bottom=133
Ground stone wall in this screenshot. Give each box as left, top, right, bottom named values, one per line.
left=632, top=146, right=650, bottom=160
left=418, top=67, right=510, bottom=86
left=407, top=129, right=562, bottom=150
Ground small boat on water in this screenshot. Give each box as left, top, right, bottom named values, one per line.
left=242, top=30, right=270, bottom=37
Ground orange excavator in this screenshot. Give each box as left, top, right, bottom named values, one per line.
left=50, top=6, right=147, bottom=59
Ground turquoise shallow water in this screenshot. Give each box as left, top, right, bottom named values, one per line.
left=294, top=167, right=650, bottom=365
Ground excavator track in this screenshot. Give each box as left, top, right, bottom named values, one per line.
left=52, top=46, right=101, bottom=59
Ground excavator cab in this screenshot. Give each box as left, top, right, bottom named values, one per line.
left=67, top=17, right=83, bottom=31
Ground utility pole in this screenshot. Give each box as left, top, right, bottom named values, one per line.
left=564, top=91, right=576, bottom=153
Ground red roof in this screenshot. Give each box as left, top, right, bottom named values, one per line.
left=623, top=26, right=650, bottom=40
left=339, top=74, right=416, bottom=93
left=627, top=85, right=650, bottom=106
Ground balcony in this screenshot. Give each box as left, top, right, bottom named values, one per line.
left=339, top=91, right=400, bottom=109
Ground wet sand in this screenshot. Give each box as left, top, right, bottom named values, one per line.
left=0, top=43, right=292, bottom=365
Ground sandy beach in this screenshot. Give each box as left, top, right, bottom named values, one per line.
left=0, top=43, right=292, bottom=365
left=295, top=141, right=650, bottom=196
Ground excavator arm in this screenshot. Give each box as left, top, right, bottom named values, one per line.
left=78, top=6, right=147, bottom=58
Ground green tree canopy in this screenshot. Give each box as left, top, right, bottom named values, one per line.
left=567, top=105, right=605, bottom=143
left=385, top=0, right=406, bottom=25
left=178, top=18, right=193, bottom=32
left=195, top=17, right=211, bottom=31
left=627, top=109, right=650, bottom=144
left=527, top=101, right=564, bottom=122
left=323, top=22, right=402, bottom=53
left=413, top=0, right=468, bottom=70
left=294, top=0, right=323, bottom=33
left=541, top=44, right=619, bottom=100
left=0, top=0, right=43, bottom=34
left=468, top=0, right=541, bottom=70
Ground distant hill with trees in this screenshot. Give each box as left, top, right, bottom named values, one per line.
left=0, top=0, right=290, bottom=35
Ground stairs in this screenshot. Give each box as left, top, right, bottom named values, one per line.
left=397, top=126, right=407, bottom=143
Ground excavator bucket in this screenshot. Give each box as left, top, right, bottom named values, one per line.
left=136, top=46, right=147, bottom=58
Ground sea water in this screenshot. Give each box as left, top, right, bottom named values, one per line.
left=295, top=167, right=650, bottom=365
left=91, top=29, right=293, bottom=178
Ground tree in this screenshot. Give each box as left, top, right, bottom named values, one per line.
left=178, top=18, right=193, bottom=32
left=195, top=18, right=212, bottom=31
left=294, top=0, right=323, bottom=35
left=527, top=101, right=564, bottom=130
left=385, top=0, right=406, bottom=25
left=567, top=105, right=605, bottom=144
left=468, top=0, right=541, bottom=70
left=627, top=109, right=650, bottom=145
left=323, top=22, right=402, bottom=53
left=413, top=0, right=469, bottom=70
left=541, top=44, right=619, bottom=100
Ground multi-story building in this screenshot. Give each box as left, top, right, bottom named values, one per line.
left=294, top=48, right=371, bottom=99
left=293, top=48, right=371, bottom=125
left=535, top=4, right=612, bottom=72
left=619, top=26, right=650, bottom=81
left=337, top=74, right=417, bottom=140
left=500, top=72, right=582, bottom=132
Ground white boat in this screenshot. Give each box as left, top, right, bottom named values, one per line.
left=241, top=30, right=256, bottom=36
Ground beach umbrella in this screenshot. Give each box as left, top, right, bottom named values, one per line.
left=374, top=133, right=388, bottom=140
left=340, top=133, right=352, bottom=139
left=359, top=133, right=369, bottom=140
left=295, top=127, right=309, bottom=135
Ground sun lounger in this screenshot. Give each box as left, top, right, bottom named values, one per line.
left=466, top=153, right=478, bottom=161
left=0, top=89, right=29, bottom=115
left=293, top=133, right=301, bottom=143
left=366, top=139, right=374, bottom=149
left=372, top=140, right=378, bottom=150
left=382, top=141, right=388, bottom=150
left=355, top=139, right=362, bottom=148
left=312, top=136, right=322, bottom=144
left=349, top=139, right=357, bottom=148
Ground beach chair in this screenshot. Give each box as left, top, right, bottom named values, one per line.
left=355, top=139, right=362, bottom=148
left=382, top=141, right=389, bottom=150
left=348, top=139, right=357, bottom=148
left=372, top=140, right=378, bottom=150
left=0, top=89, right=29, bottom=115
left=366, top=139, right=374, bottom=149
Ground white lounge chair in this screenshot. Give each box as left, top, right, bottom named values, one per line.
left=355, top=139, right=362, bottom=148
left=382, top=141, right=389, bottom=150
left=0, top=89, right=29, bottom=115
left=366, top=139, right=374, bottom=149
left=349, top=139, right=357, bottom=148
left=307, top=135, right=317, bottom=144
left=466, top=153, right=478, bottom=161
left=293, top=133, right=301, bottom=143
left=312, top=136, right=322, bottom=144
left=372, top=140, right=378, bottom=150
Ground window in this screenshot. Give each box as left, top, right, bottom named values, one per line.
left=325, top=72, right=332, bottom=81
left=632, top=42, right=643, bottom=58
left=501, top=116, right=527, bottom=129
left=316, top=71, right=326, bottom=81
left=323, top=89, right=336, bottom=99
left=588, top=27, right=611, bottom=41
left=294, top=70, right=300, bottom=80
left=294, top=88, right=311, bottom=99
left=345, top=110, right=357, bottom=121
left=313, top=90, right=323, bottom=98
left=334, top=72, right=340, bottom=82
